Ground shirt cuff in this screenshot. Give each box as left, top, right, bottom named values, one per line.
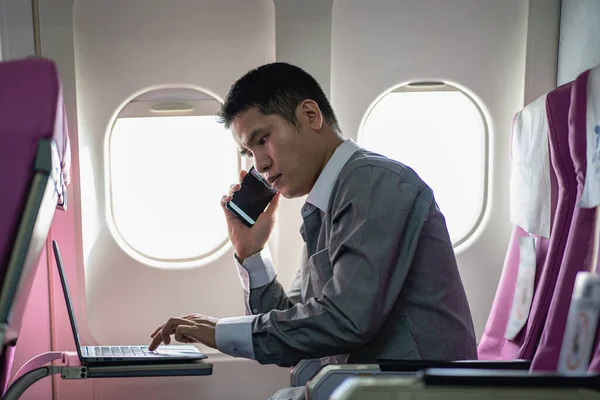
left=234, top=247, right=276, bottom=291
left=215, top=315, right=257, bottom=359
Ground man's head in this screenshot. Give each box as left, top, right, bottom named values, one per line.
left=218, top=62, right=343, bottom=198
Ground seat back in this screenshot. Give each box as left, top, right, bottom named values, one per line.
left=579, top=65, right=600, bottom=373
left=519, top=82, right=578, bottom=360
left=531, top=70, right=596, bottom=371
left=478, top=90, right=565, bottom=360
left=0, top=57, right=70, bottom=393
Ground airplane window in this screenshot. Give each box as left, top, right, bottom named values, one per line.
left=108, top=89, right=239, bottom=263
left=358, top=82, right=488, bottom=249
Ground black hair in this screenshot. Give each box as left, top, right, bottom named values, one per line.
left=218, top=62, right=340, bottom=132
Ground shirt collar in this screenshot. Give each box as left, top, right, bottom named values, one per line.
left=305, top=139, right=361, bottom=214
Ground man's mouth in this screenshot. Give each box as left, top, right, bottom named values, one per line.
left=268, top=174, right=281, bottom=185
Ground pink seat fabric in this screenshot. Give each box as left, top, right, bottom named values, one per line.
left=479, top=83, right=576, bottom=361
left=477, top=226, right=551, bottom=360
left=0, top=57, right=70, bottom=393
left=0, top=57, right=69, bottom=270
left=530, top=71, right=595, bottom=371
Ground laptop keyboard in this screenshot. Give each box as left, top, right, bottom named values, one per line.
left=86, top=346, right=151, bottom=357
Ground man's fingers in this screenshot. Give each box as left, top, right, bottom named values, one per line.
left=221, top=169, right=251, bottom=212
left=161, top=317, right=193, bottom=345
left=151, top=315, right=196, bottom=338
left=221, top=170, right=247, bottom=206
left=148, top=333, right=164, bottom=351
left=228, top=183, right=241, bottom=196
left=174, top=325, right=202, bottom=344
left=221, top=194, right=232, bottom=209
left=150, top=324, right=164, bottom=338
left=191, top=316, right=218, bottom=327
left=148, top=317, right=194, bottom=351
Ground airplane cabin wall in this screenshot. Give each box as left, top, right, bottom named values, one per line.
left=0, top=1, right=574, bottom=400
left=522, top=0, right=560, bottom=105
left=0, top=0, right=35, bottom=60
left=557, top=0, right=600, bottom=86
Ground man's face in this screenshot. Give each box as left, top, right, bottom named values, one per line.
left=231, top=106, right=321, bottom=199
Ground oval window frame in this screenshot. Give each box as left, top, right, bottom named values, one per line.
left=105, top=85, right=240, bottom=267
left=357, top=81, right=490, bottom=252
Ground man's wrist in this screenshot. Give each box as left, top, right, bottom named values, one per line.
left=235, top=248, right=264, bottom=264
left=234, top=252, right=247, bottom=264
left=233, top=247, right=276, bottom=290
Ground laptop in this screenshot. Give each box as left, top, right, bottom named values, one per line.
left=52, top=240, right=207, bottom=364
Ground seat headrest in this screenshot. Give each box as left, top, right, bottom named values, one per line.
left=509, top=93, right=552, bottom=237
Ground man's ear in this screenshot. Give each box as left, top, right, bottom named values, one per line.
left=298, top=100, right=323, bottom=131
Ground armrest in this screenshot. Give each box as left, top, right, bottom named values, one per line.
left=377, top=359, right=531, bottom=372
left=308, top=361, right=532, bottom=400
left=290, top=359, right=322, bottom=387
left=329, top=371, right=600, bottom=400
left=307, top=364, right=391, bottom=400
left=419, top=368, right=600, bottom=389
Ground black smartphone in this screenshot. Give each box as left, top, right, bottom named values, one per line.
left=226, top=166, right=277, bottom=227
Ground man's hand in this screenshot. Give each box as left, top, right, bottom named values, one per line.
left=148, top=314, right=219, bottom=351
left=221, top=169, right=282, bottom=261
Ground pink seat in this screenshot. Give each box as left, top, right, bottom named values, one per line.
left=530, top=71, right=595, bottom=371
left=479, top=83, right=576, bottom=361
left=520, top=82, right=578, bottom=360
left=0, top=57, right=70, bottom=394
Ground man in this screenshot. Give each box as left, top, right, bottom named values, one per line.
left=149, top=62, right=477, bottom=398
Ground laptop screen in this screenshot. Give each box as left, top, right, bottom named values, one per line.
left=52, top=240, right=85, bottom=360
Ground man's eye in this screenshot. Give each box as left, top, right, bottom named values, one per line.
left=258, top=134, right=269, bottom=145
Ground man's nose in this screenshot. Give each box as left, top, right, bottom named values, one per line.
left=254, top=158, right=270, bottom=174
